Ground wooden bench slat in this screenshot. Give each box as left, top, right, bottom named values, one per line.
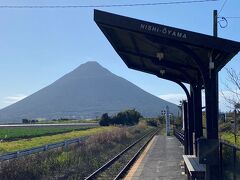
left=183, top=155, right=206, bottom=177
left=183, top=155, right=195, bottom=171
left=190, top=158, right=205, bottom=171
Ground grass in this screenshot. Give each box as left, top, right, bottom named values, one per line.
left=0, top=124, right=154, bottom=180
left=220, top=132, right=240, bottom=147
left=97, top=129, right=156, bottom=179
left=220, top=133, right=240, bottom=180
left=0, top=126, right=96, bottom=141
left=219, top=124, right=240, bottom=179
left=0, top=126, right=112, bottom=154
left=37, top=119, right=98, bottom=124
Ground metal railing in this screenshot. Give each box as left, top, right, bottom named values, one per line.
left=173, top=128, right=184, bottom=144
left=220, top=141, right=240, bottom=180
left=0, top=136, right=88, bottom=161
left=173, top=128, right=240, bottom=180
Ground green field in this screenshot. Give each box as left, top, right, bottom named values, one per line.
left=0, top=126, right=113, bottom=154
left=37, top=119, right=98, bottom=124
left=220, top=132, right=240, bottom=147
left=0, top=126, right=95, bottom=141
left=0, top=124, right=154, bottom=179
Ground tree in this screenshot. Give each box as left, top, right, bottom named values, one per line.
left=22, top=119, right=29, bottom=124
left=221, top=67, right=240, bottom=145
left=99, top=109, right=142, bottom=126
left=221, top=68, right=240, bottom=110
left=99, top=113, right=110, bottom=126
left=145, top=118, right=159, bottom=127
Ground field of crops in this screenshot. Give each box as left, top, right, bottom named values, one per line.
left=0, top=124, right=155, bottom=179
left=37, top=119, right=98, bottom=124
left=0, top=126, right=94, bottom=141
left=0, top=126, right=112, bottom=154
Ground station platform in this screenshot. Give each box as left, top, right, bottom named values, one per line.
left=125, top=134, right=186, bottom=180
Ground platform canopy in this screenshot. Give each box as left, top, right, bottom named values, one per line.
left=94, top=9, right=240, bottom=85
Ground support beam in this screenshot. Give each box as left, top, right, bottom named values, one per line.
left=192, top=84, right=203, bottom=154
left=204, top=72, right=219, bottom=180
left=205, top=75, right=219, bottom=134
left=188, top=89, right=194, bottom=155
left=174, top=81, right=190, bottom=155
left=156, top=78, right=191, bottom=155
left=182, top=100, right=189, bottom=155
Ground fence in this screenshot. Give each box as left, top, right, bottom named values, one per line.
left=220, top=141, right=240, bottom=180
left=173, top=128, right=240, bottom=180
left=0, top=136, right=88, bottom=161
left=173, top=128, right=184, bottom=144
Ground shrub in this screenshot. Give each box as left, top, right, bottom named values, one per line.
left=99, top=113, right=110, bottom=126
left=157, top=116, right=165, bottom=124
left=0, top=125, right=150, bottom=179
left=22, top=119, right=29, bottom=124
left=99, top=109, right=142, bottom=126
left=146, top=118, right=159, bottom=127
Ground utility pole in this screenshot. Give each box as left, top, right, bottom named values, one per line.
left=213, top=10, right=218, bottom=37
left=205, top=9, right=219, bottom=180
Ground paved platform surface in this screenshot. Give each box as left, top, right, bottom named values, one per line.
left=125, top=135, right=186, bottom=180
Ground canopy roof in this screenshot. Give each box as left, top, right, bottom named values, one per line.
left=94, top=10, right=240, bottom=85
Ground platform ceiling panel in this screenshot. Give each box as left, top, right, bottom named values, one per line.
left=94, top=10, right=240, bottom=84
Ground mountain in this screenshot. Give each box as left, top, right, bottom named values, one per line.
left=0, top=61, right=179, bottom=123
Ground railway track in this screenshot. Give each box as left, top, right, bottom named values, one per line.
left=85, top=128, right=159, bottom=180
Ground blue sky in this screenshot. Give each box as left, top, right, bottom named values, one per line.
left=0, top=0, right=239, bottom=111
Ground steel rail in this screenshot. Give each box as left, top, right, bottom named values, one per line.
left=85, top=128, right=159, bottom=180
left=114, top=129, right=158, bottom=180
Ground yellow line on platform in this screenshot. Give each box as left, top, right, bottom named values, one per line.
left=124, top=136, right=156, bottom=180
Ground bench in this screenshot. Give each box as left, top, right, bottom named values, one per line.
left=183, top=155, right=206, bottom=180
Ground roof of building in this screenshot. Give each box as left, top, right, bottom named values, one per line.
left=94, top=9, right=240, bottom=84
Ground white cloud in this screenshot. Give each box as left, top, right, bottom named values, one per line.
left=158, top=93, right=186, bottom=105
left=3, top=94, right=27, bottom=104
left=158, top=91, right=239, bottom=112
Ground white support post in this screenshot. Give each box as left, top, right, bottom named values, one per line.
left=166, top=106, right=170, bottom=136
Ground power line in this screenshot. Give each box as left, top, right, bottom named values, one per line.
left=219, top=16, right=240, bottom=20
left=217, top=0, right=240, bottom=29
left=217, top=15, right=240, bottom=29
left=225, top=16, right=240, bottom=19
left=218, top=16, right=228, bottom=28
left=0, top=0, right=219, bottom=9
left=218, top=0, right=228, bottom=15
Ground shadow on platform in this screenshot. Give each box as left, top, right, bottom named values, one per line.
left=125, top=134, right=186, bottom=180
